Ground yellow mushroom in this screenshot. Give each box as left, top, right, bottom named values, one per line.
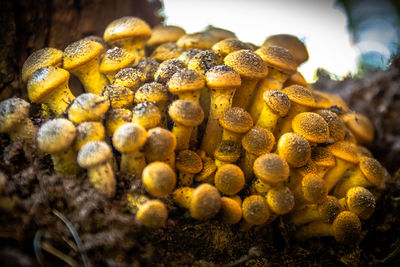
left=176, top=150, right=203, bottom=186
left=266, top=185, right=295, bottom=215
left=277, top=132, right=311, bottom=168
left=194, top=155, right=217, bottom=184
left=341, top=112, right=374, bottom=144
left=287, top=159, right=319, bottom=190
left=218, top=196, right=243, bottom=224
left=126, top=194, right=168, bottom=228
left=77, top=141, right=116, bottom=198
left=142, top=162, right=177, bottom=197
left=113, top=67, right=146, bottom=92
left=167, top=68, right=205, bottom=101
left=99, top=47, right=136, bottom=83
left=144, top=127, right=177, bottom=168
left=283, top=71, right=309, bottom=88
left=241, top=195, right=271, bottom=230
left=63, top=39, right=109, bottom=95
left=337, top=186, right=375, bottom=220
left=112, top=123, right=147, bottom=177
left=187, top=50, right=224, bottom=75
left=293, top=175, right=328, bottom=208
left=73, top=121, right=105, bottom=152
left=68, top=93, right=110, bottom=124
left=27, top=66, right=75, bottom=115
left=131, top=102, right=162, bottom=130
left=314, top=109, right=346, bottom=143
left=212, top=38, right=253, bottom=57
left=104, top=108, right=132, bottom=137
left=311, top=146, right=336, bottom=177
left=253, top=153, right=290, bottom=186
left=151, top=42, right=185, bottom=62
left=146, top=25, right=186, bottom=51
left=154, top=59, right=185, bottom=84
left=135, top=58, right=160, bottom=83
left=204, top=26, right=237, bottom=42
left=291, top=112, right=330, bottom=144
left=101, top=85, right=134, bottom=109
left=176, top=32, right=218, bottom=50
left=177, top=49, right=202, bottom=66
left=214, top=164, right=245, bottom=196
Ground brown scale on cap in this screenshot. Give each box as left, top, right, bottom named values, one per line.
left=167, top=68, right=205, bottom=101
left=292, top=112, right=330, bottom=144
left=214, top=164, right=245, bottom=196
left=188, top=50, right=224, bottom=75
left=176, top=150, right=203, bottom=186
left=266, top=186, right=295, bottom=215
left=113, top=67, right=146, bottom=91
left=214, top=140, right=242, bottom=168
left=293, top=175, right=328, bottom=208
left=338, top=186, right=375, bottom=220
left=256, top=90, right=291, bottom=132
left=177, top=49, right=202, bottom=66
left=68, top=93, right=110, bottom=124
left=131, top=102, right=161, bottom=129
left=151, top=42, right=185, bottom=62
left=176, top=32, right=218, bottom=50
left=262, top=34, right=309, bottom=65
left=100, top=47, right=136, bottom=83
left=212, top=38, right=253, bottom=57
left=147, top=25, right=186, bottom=50
left=315, top=109, right=346, bottom=143
left=154, top=59, right=185, bottom=84
left=135, top=59, right=160, bottom=83
left=22, top=48, right=63, bottom=83
left=253, top=153, right=290, bottom=185
left=144, top=127, right=177, bottom=168
left=311, top=146, right=336, bottom=176
left=277, top=132, right=311, bottom=168
left=101, top=85, right=134, bottom=109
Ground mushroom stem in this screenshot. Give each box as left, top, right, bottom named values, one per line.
left=51, top=148, right=80, bottom=176
left=324, top=158, right=353, bottom=192
left=42, top=82, right=75, bottom=115
left=179, top=172, right=195, bottom=186
left=87, top=162, right=116, bottom=198
left=120, top=151, right=146, bottom=177
left=274, top=102, right=310, bottom=138
left=172, top=124, right=193, bottom=151
left=256, top=104, right=281, bottom=132
left=232, top=78, right=258, bottom=109
left=72, top=60, right=109, bottom=95
left=239, top=152, right=258, bottom=181
left=295, top=220, right=333, bottom=240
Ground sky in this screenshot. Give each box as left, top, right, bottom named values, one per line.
left=162, top=0, right=359, bottom=82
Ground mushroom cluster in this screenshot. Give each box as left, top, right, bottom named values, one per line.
left=2, top=16, right=389, bottom=244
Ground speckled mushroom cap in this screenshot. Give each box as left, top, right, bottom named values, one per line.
left=177, top=49, right=202, bottom=65
left=358, top=156, right=385, bottom=187
left=99, top=47, right=135, bottom=74
left=68, top=93, right=110, bottom=123
left=113, top=67, right=146, bottom=89
left=255, top=46, right=298, bottom=75
left=315, top=109, right=346, bottom=142
left=176, top=32, right=218, bottom=50
left=0, top=98, right=30, bottom=133
left=147, top=25, right=186, bottom=48
left=135, top=82, right=169, bottom=103
left=317, top=196, right=342, bottom=223
left=112, top=123, right=147, bottom=153
left=253, top=153, right=290, bottom=184
left=135, top=200, right=168, bottom=228
left=341, top=112, right=374, bottom=144
left=277, top=132, right=311, bottom=168
left=22, top=48, right=63, bottom=83
left=82, top=35, right=109, bottom=50
left=205, top=65, right=241, bottom=89
left=301, top=175, right=328, bottom=204
left=242, top=126, right=275, bottom=155
left=344, top=186, right=375, bottom=220
left=285, top=71, right=308, bottom=87
left=204, top=26, right=237, bottom=41
left=263, top=90, right=291, bottom=117
left=77, top=141, right=113, bottom=168
left=262, top=34, right=309, bottom=64
left=103, top=16, right=152, bottom=44
left=214, top=140, right=241, bottom=162
left=292, top=112, right=330, bottom=143
left=327, top=141, right=359, bottom=164
left=332, top=211, right=362, bottom=244
left=176, top=150, right=203, bottom=174
left=212, top=38, right=253, bottom=57
left=151, top=42, right=185, bottom=62
left=312, top=91, right=333, bottom=109
left=131, top=102, right=161, bottom=129
left=105, top=108, right=132, bottom=136
left=242, top=195, right=270, bottom=225
left=142, top=162, right=177, bottom=197
left=219, top=196, right=242, bottom=224
left=326, top=93, right=349, bottom=112
left=224, top=50, right=269, bottom=79
left=195, top=156, right=217, bottom=182
left=74, top=121, right=105, bottom=151
left=135, top=59, right=160, bottom=82
left=63, top=39, right=104, bottom=70
left=281, top=85, right=315, bottom=107
left=154, top=59, right=185, bottom=83
left=187, top=50, right=223, bottom=74
left=145, top=127, right=177, bottom=159
left=37, top=118, right=76, bottom=154
left=356, top=145, right=373, bottom=158
left=167, top=68, right=205, bottom=94
left=27, top=66, right=69, bottom=103
left=214, top=164, right=245, bottom=195
left=168, top=100, right=204, bottom=127
left=294, top=159, right=319, bottom=177
left=101, top=85, right=134, bottom=109
left=311, top=147, right=336, bottom=168
left=219, top=107, right=253, bottom=134
left=189, top=184, right=221, bottom=220
left=266, top=186, right=295, bottom=215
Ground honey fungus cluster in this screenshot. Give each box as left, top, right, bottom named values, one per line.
left=0, top=16, right=389, bottom=245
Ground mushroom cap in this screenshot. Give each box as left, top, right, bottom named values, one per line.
left=281, top=85, right=315, bottom=107
left=212, top=38, right=253, bottom=57
left=37, top=118, right=76, bottom=154
left=82, top=35, right=109, bottom=50
left=219, top=107, right=253, bottom=133
left=253, top=153, right=290, bottom=184
left=145, top=127, right=177, bottom=159
left=242, top=126, right=275, bottom=155
left=187, top=50, right=224, bottom=74
left=27, top=66, right=69, bottom=103
left=266, top=186, right=295, bottom=215
left=315, top=109, right=346, bottom=142
left=341, top=112, right=374, bottom=144
left=177, top=49, right=202, bottom=65
left=262, top=34, right=309, bottom=64
left=176, top=150, right=203, bottom=174
left=301, top=175, right=328, bottom=204
left=205, top=65, right=241, bottom=90
left=224, top=50, right=269, bottom=79
left=204, top=26, right=237, bottom=41
left=131, top=102, right=161, bottom=129
left=142, top=161, right=177, bottom=198
left=318, top=196, right=342, bottom=223
left=263, top=90, right=291, bottom=117
left=147, top=25, right=186, bottom=48
left=344, top=186, right=375, bottom=220
left=154, top=59, right=185, bottom=84
left=176, top=32, right=218, bottom=50
left=102, top=85, right=134, bottom=109
left=168, top=100, right=204, bottom=127
left=219, top=197, right=242, bottom=224
left=327, top=141, right=359, bottom=164
left=0, top=98, right=30, bottom=133
left=194, top=156, right=217, bottom=182
left=168, top=68, right=205, bottom=94
left=326, top=93, right=349, bottom=112
left=63, top=39, right=104, bottom=70
left=277, top=132, right=311, bottom=168
left=22, top=48, right=63, bottom=83
left=189, top=184, right=221, bottom=220
left=135, top=59, right=160, bottom=82
left=135, top=199, right=168, bottom=228
left=292, top=112, right=330, bottom=143
left=332, top=211, right=362, bottom=244
left=242, top=195, right=270, bottom=225
left=74, top=121, right=105, bottom=151
left=214, top=140, right=241, bottom=162
left=113, top=67, right=146, bottom=89
left=103, top=16, right=152, bottom=44
left=112, top=123, right=147, bottom=153
left=151, top=42, right=185, bottom=62
left=255, top=46, right=298, bottom=74
left=356, top=145, right=373, bottom=158
left=358, top=156, right=385, bottom=187
left=99, top=47, right=135, bottom=74
left=68, top=93, right=110, bottom=123
left=105, top=108, right=132, bottom=136
left=294, top=159, right=319, bottom=177
left=214, top=164, right=245, bottom=195
left=285, top=71, right=308, bottom=87
left=312, top=91, right=333, bottom=109
left=311, top=147, right=336, bottom=168
left=135, top=82, right=169, bottom=103
left=77, top=141, right=113, bottom=168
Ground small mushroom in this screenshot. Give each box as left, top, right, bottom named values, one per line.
left=144, top=127, right=177, bottom=168
left=218, top=196, right=243, bottom=224
left=68, top=93, right=110, bottom=124
left=212, top=38, right=253, bottom=57
left=214, top=164, right=245, bottom=196
left=135, top=59, right=160, bottom=83
left=291, top=112, right=330, bottom=144
left=277, top=132, right=311, bottom=168
left=126, top=194, right=168, bottom=228
left=266, top=185, right=295, bottom=215
left=253, top=153, right=290, bottom=185
left=142, top=162, right=177, bottom=197
left=147, top=25, right=186, bottom=51
left=151, top=42, right=185, bottom=62
left=99, top=47, right=136, bottom=83
left=338, top=186, right=375, bottom=220
left=104, top=108, right=132, bottom=137
left=101, top=85, right=134, bottom=109
left=154, top=59, right=185, bottom=84
left=176, top=32, right=218, bottom=50
left=204, top=26, right=236, bottom=42
left=168, top=68, right=205, bottom=101
left=175, top=150, right=203, bottom=186
left=131, top=102, right=162, bottom=130
left=113, top=67, right=146, bottom=92
left=73, top=121, right=105, bottom=151
left=241, top=195, right=271, bottom=230
left=341, top=112, right=374, bottom=144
